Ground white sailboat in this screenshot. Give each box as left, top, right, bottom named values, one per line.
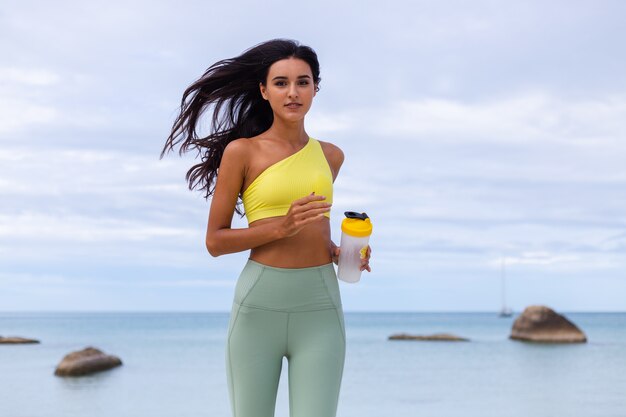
left=498, top=257, right=513, bottom=317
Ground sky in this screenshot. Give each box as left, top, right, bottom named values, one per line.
left=0, top=0, right=624, bottom=312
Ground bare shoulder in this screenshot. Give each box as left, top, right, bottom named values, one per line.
left=317, top=139, right=345, bottom=179
left=226, top=135, right=274, bottom=159
left=318, top=139, right=345, bottom=164
left=223, top=137, right=250, bottom=156
left=221, top=138, right=251, bottom=169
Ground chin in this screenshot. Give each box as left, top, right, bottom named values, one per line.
left=281, top=114, right=307, bottom=121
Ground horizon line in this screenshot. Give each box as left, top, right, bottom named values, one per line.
left=1, top=310, right=625, bottom=314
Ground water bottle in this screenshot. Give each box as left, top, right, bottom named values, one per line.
left=337, top=211, right=373, bottom=283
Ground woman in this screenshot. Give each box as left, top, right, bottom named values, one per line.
left=161, top=38, right=371, bottom=417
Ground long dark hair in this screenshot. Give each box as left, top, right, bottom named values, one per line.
left=160, top=38, right=322, bottom=217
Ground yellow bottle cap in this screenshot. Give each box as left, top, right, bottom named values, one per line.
left=341, top=212, right=373, bottom=237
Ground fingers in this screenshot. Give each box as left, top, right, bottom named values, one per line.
left=330, top=246, right=340, bottom=265
left=287, top=200, right=330, bottom=222
left=330, top=244, right=371, bottom=271
left=301, top=206, right=331, bottom=218
left=281, top=193, right=331, bottom=238
left=292, top=203, right=331, bottom=222
left=295, top=192, right=327, bottom=206
left=293, top=209, right=330, bottom=229
left=291, top=197, right=331, bottom=215
left=360, top=245, right=372, bottom=272
left=304, top=201, right=332, bottom=210
left=359, top=260, right=370, bottom=271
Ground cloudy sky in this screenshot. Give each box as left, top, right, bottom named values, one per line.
left=1, top=0, right=624, bottom=312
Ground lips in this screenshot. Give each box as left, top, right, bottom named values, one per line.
left=285, top=103, right=302, bottom=108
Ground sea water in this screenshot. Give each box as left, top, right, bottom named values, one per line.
left=1, top=312, right=625, bottom=417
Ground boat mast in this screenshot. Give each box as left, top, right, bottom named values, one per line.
left=501, top=257, right=506, bottom=311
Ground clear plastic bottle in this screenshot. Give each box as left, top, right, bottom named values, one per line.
left=337, top=211, right=373, bottom=283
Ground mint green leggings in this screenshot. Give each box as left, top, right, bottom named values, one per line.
left=226, top=259, right=346, bottom=417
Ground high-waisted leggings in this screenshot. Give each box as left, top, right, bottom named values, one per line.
left=225, top=258, right=346, bottom=417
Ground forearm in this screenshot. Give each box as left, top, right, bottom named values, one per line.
left=206, top=220, right=285, bottom=257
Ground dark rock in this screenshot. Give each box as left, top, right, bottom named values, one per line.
left=510, top=305, right=587, bottom=343
left=0, top=336, right=40, bottom=344
left=54, top=346, right=123, bottom=376
left=388, top=332, right=469, bottom=341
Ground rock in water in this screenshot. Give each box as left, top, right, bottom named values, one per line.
left=510, top=305, right=587, bottom=343
left=54, top=347, right=123, bottom=376
left=388, top=332, right=469, bottom=341
left=0, top=336, right=40, bottom=344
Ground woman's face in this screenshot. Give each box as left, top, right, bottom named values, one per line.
left=260, top=57, right=317, bottom=122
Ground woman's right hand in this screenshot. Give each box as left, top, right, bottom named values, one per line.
left=280, top=192, right=331, bottom=238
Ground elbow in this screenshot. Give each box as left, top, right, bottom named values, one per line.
left=205, top=236, right=221, bottom=258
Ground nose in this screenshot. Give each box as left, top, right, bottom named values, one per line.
left=288, top=82, right=298, bottom=98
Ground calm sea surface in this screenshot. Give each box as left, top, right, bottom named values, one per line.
left=1, top=312, right=625, bottom=417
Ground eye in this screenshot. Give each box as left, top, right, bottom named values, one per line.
left=273, top=80, right=310, bottom=86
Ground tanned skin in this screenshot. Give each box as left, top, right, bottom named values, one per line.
left=205, top=57, right=371, bottom=270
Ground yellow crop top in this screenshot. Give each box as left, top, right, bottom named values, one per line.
left=241, top=137, right=333, bottom=224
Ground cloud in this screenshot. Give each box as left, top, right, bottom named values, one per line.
left=312, top=92, right=626, bottom=148
left=0, top=67, right=60, bottom=85
left=0, top=212, right=198, bottom=242
left=1, top=0, right=625, bottom=310
left=0, top=99, right=59, bottom=134
left=0, top=65, right=111, bottom=135
left=0, top=271, right=234, bottom=289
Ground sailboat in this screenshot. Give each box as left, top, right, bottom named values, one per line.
left=498, top=257, right=513, bottom=317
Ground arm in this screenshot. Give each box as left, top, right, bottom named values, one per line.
left=205, top=139, right=331, bottom=257
left=321, top=141, right=345, bottom=262
left=322, top=141, right=372, bottom=272
left=205, top=139, right=276, bottom=256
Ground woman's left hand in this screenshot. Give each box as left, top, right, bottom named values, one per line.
left=360, top=245, right=372, bottom=272
left=330, top=242, right=340, bottom=265
left=330, top=243, right=372, bottom=272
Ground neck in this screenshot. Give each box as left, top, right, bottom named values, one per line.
left=264, top=120, right=309, bottom=145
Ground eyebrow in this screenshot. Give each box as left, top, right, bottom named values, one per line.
left=271, top=75, right=312, bottom=81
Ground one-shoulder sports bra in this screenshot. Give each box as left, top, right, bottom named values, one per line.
left=241, top=137, right=334, bottom=224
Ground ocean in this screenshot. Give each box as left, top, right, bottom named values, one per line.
left=1, top=312, right=625, bottom=417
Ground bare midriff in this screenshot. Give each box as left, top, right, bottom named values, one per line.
left=248, top=216, right=332, bottom=268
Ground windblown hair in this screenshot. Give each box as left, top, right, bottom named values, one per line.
left=160, top=38, right=321, bottom=217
